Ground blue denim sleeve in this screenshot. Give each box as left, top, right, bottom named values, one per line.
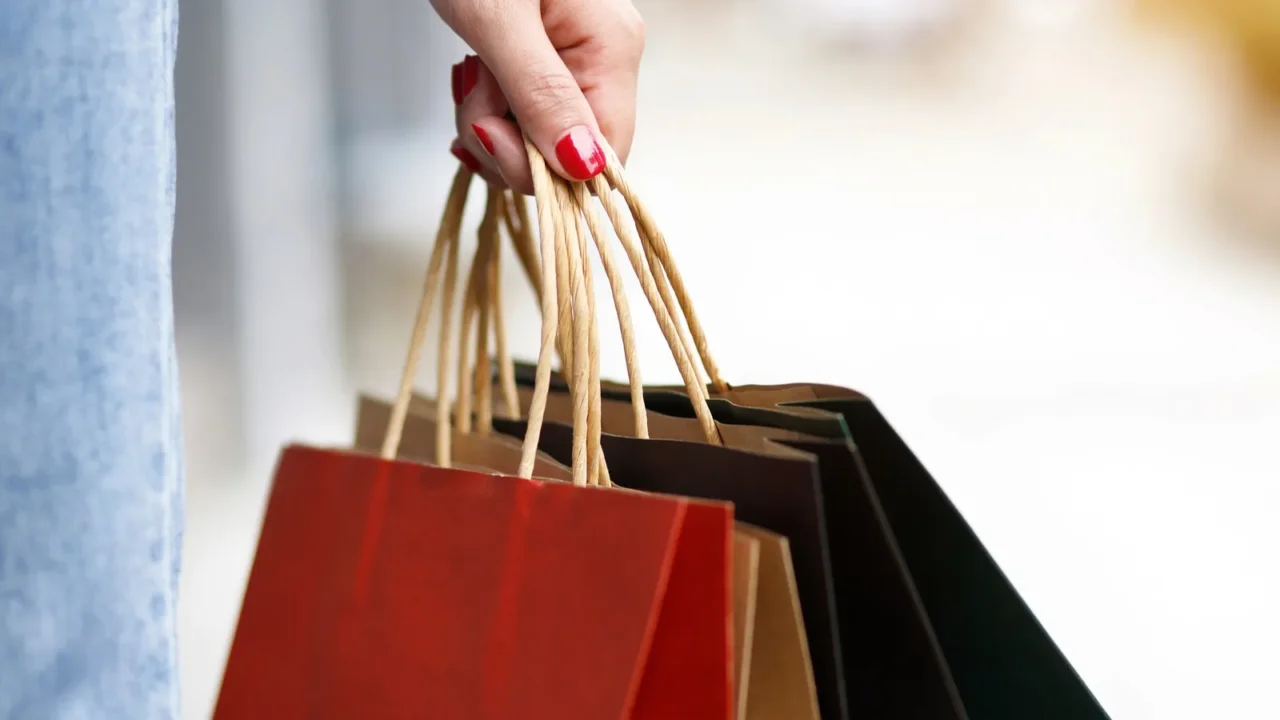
left=0, top=1, right=182, bottom=718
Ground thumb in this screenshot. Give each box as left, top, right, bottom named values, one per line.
left=462, top=8, right=605, bottom=182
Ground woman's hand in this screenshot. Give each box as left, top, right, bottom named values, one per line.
left=430, top=0, right=646, bottom=192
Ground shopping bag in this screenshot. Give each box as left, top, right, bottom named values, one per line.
left=357, top=388, right=765, bottom=694
left=732, top=533, right=761, bottom=720
left=490, top=413, right=846, bottom=718
left=362, top=389, right=722, bottom=715
left=215, top=446, right=734, bottom=719
left=481, top=145, right=1108, bottom=719
left=734, top=523, right=822, bottom=720
left=498, top=371, right=957, bottom=720
left=385, top=147, right=836, bottom=717
left=363, top=391, right=822, bottom=720
left=215, top=159, right=738, bottom=719
left=603, top=380, right=1111, bottom=720
left=364, top=385, right=825, bottom=719
left=468, top=159, right=889, bottom=719
left=354, top=394, right=569, bottom=479
left=502, top=362, right=1107, bottom=718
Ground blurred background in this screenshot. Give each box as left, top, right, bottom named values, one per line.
left=173, top=0, right=1279, bottom=717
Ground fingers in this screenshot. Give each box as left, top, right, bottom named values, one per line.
left=439, top=0, right=645, bottom=186
left=471, top=115, right=533, bottom=194
left=449, top=137, right=505, bottom=188
left=547, top=0, right=644, bottom=166
left=454, top=57, right=536, bottom=193
left=448, top=2, right=608, bottom=182
left=448, top=56, right=507, bottom=188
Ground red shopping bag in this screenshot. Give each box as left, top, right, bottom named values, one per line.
left=214, top=445, right=733, bottom=719
left=214, top=144, right=745, bottom=718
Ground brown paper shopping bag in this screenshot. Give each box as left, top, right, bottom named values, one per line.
left=727, top=524, right=823, bottom=720
left=736, top=524, right=822, bottom=720
left=354, top=395, right=569, bottom=479
left=732, top=533, right=761, bottom=720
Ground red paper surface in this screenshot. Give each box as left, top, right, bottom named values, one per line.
left=215, top=445, right=733, bottom=719
left=632, top=500, right=736, bottom=720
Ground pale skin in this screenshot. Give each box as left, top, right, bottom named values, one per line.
left=430, top=0, right=645, bottom=193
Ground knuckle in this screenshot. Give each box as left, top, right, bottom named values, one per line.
left=620, top=9, right=646, bottom=52
left=521, top=69, right=582, bottom=119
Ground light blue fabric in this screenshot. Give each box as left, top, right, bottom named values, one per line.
left=0, top=1, right=182, bottom=718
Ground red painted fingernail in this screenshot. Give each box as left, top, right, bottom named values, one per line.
left=554, top=126, right=605, bottom=180
left=450, top=63, right=463, bottom=105
left=460, top=55, right=479, bottom=101
left=450, top=140, right=482, bottom=172
left=472, top=124, right=495, bottom=156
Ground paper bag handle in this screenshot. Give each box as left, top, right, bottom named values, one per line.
left=517, top=139, right=729, bottom=479
left=455, top=189, right=521, bottom=437
left=601, top=148, right=729, bottom=395
left=498, top=157, right=724, bottom=445
left=381, top=138, right=725, bottom=483
left=379, top=166, right=470, bottom=462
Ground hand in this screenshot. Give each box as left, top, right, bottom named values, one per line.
left=431, top=0, right=646, bottom=193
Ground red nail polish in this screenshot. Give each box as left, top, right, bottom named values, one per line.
left=460, top=55, right=479, bottom=101
left=472, top=124, right=495, bottom=156
left=554, top=126, right=605, bottom=180
left=450, top=141, right=482, bottom=172
left=450, top=63, right=463, bottom=105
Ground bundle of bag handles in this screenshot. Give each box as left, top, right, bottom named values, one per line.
left=380, top=136, right=731, bottom=487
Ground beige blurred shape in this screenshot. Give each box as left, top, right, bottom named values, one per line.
left=1140, top=0, right=1280, bottom=96
left=1140, top=0, right=1280, bottom=245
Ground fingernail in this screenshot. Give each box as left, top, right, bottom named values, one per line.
left=554, top=126, right=605, bottom=180
left=472, top=124, right=495, bottom=156
left=460, top=55, right=479, bottom=101
left=451, top=63, right=463, bottom=105
left=450, top=140, right=482, bottom=172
